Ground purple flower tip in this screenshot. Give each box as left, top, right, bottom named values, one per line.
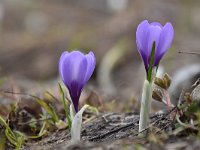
left=136, top=20, right=174, bottom=72
left=59, top=50, right=96, bottom=112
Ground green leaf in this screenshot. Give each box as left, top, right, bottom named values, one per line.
left=0, top=116, right=25, bottom=149
left=87, top=105, right=99, bottom=115
left=0, top=77, right=5, bottom=86
left=0, top=116, right=15, bottom=138
left=27, top=121, right=47, bottom=139
left=147, top=42, right=156, bottom=82
left=58, top=83, right=72, bottom=128
left=13, top=131, right=25, bottom=150
left=32, top=96, right=59, bottom=123
left=0, top=131, right=6, bottom=150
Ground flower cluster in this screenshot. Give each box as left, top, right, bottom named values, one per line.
left=58, top=19, right=174, bottom=140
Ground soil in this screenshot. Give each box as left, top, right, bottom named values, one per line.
left=18, top=108, right=198, bottom=150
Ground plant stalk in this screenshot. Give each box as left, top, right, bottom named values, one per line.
left=139, top=79, right=152, bottom=135
left=71, top=105, right=89, bottom=143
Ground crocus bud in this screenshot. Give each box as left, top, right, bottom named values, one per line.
left=59, top=50, right=96, bottom=113
left=136, top=20, right=174, bottom=74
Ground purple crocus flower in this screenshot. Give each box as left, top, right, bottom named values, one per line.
left=59, top=50, right=96, bottom=113
left=136, top=20, right=174, bottom=73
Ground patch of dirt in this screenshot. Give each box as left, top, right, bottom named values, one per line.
left=22, top=110, right=177, bottom=150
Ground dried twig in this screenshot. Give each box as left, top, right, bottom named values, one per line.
left=178, top=51, right=200, bottom=55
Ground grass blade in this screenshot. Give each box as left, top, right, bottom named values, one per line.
left=32, top=95, right=59, bottom=123
left=58, top=83, right=72, bottom=128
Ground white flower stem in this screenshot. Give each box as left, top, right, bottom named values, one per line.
left=70, top=104, right=89, bottom=144
left=139, top=79, right=152, bottom=135
left=70, top=104, right=76, bottom=121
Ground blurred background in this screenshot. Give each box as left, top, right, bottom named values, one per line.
left=0, top=0, right=200, bottom=111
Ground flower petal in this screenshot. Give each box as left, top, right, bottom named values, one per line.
left=136, top=20, right=150, bottom=71
left=146, top=25, right=162, bottom=66
left=136, top=20, right=149, bottom=53
left=150, top=22, right=163, bottom=28
left=84, top=51, right=96, bottom=84
left=136, top=42, right=149, bottom=71
left=59, top=51, right=70, bottom=86
left=61, top=51, right=87, bottom=87
left=154, top=23, right=174, bottom=66
left=69, top=52, right=87, bottom=87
